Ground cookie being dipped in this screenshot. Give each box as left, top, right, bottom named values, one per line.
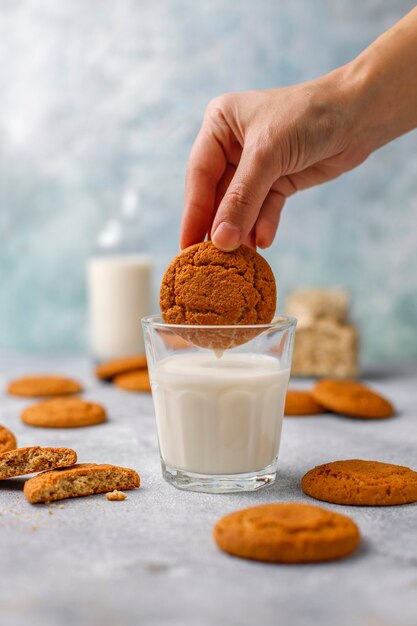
left=160, top=242, right=276, bottom=349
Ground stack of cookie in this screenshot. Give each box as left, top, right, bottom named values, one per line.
left=95, top=355, right=150, bottom=392
left=285, top=287, right=359, bottom=378
left=2, top=374, right=140, bottom=504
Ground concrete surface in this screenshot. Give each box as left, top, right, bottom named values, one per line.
left=0, top=355, right=416, bottom=626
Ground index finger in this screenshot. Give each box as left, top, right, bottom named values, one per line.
left=180, top=127, right=226, bottom=249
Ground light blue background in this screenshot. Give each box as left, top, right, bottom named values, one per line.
left=0, top=0, right=416, bottom=362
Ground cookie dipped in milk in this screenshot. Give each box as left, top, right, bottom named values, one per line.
left=142, top=242, right=296, bottom=493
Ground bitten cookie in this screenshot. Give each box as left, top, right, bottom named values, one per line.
left=160, top=241, right=276, bottom=326
left=95, top=355, right=148, bottom=380
left=21, top=398, right=107, bottom=429
left=7, top=375, right=83, bottom=398
left=213, top=502, right=360, bottom=563
left=114, top=369, right=151, bottom=392
left=0, top=446, right=77, bottom=479
left=284, top=390, right=325, bottom=416
left=0, top=425, right=17, bottom=453
left=24, top=463, right=140, bottom=503
left=302, top=459, right=417, bottom=506
left=311, top=379, right=394, bottom=419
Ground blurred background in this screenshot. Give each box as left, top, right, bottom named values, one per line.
left=0, top=0, right=416, bottom=363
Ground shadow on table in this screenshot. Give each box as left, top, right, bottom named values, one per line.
left=0, top=477, right=25, bottom=491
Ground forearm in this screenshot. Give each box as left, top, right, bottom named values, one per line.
left=347, top=6, right=417, bottom=152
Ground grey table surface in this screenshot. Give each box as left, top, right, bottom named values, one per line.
left=0, top=355, right=416, bottom=626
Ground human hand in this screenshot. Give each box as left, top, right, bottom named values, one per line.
left=180, top=65, right=372, bottom=251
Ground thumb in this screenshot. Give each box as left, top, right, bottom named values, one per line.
left=211, top=144, right=276, bottom=251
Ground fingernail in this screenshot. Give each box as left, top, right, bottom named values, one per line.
left=212, top=222, right=241, bottom=251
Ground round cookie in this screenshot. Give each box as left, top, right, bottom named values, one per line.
left=7, top=375, right=83, bottom=398
left=21, top=398, right=107, bottom=429
left=311, top=379, right=394, bottom=419
left=284, top=390, right=325, bottom=416
left=0, top=425, right=17, bottom=453
left=160, top=242, right=276, bottom=326
left=114, top=369, right=151, bottom=392
left=214, top=502, right=360, bottom=563
left=95, top=355, right=147, bottom=380
left=302, top=459, right=417, bottom=506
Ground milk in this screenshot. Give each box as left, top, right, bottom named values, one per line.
left=87, top=255, right=152, bottom=361
left=151, top=352, right=290, bottom=475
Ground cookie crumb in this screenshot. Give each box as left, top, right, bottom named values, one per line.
left=106, top=490, right=127, bottom=501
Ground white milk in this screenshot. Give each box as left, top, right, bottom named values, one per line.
left=151, top=352, right=290, bottom=475
left=87, top=255, right=152, bottom=361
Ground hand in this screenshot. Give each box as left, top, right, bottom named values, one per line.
left=180, top=65, right=372, bottom=251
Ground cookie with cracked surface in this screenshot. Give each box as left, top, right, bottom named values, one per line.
left=213, top=502, right=360, bottom=563
left=113, top=369, right=151, bottom=392
left=284, top=390, right=325, bottom=416
left=0, top=446, right=77, bottom=479
left=160, top=241, right=276, bottom=325
left=160, top=241, right=276, bottom=349
left=302, top=459, right=417, bottom=506
left=0, top=425, right=17, bottom=453
left=24, top=463, right=140, bottom=503
left=7, top=375, right=82, bottom=398
left=311, top=379, right=394, bottom=419
left=21, top=398, right=107, bottom=429
left=95, top=355, right=147, bottom=380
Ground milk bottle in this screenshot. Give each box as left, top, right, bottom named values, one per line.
left=87, top=189, right=152, bottom=361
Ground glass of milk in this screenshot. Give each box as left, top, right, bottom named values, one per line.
left=142, top=315, right=297, bottom=493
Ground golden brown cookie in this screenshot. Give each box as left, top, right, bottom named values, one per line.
left=95, top=355, right=148, bottom=380
left=160, top=241, right=276, bottom=326
left=311, top=379, right=394, bottom=419
left=302, top=459, right=417, bottom=506
left=0, top=425, right=17, bottom=453
left=0, top=446, right=77, bottom=479
left=24, top=463, right=140, bottom=503
left=7, top=375, right=82, bottom=398
left=213, top=502, right=360, bottom=563
left=284, top=390, right=325, bottom=416
left=21, top=398, right=107, bottom=429
left=113, top=369, right=151, bottom=392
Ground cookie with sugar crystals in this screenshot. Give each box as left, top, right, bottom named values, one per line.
left=311, top=379, right=394, bottom=419
left=0, top=446, right=77, bottom=479
left=302, top=459, right=417, bottom=506
left=213, top=502, right=360, bottom=563
left=24, top=463, right=140, bottom=503
left=21, top=398, right=107, bottom=429
left=7, top=375, right=82, bottom=398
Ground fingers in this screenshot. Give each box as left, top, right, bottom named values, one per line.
left=211, top=144, right=276, bottom=251
left=180, top=128, right=226, bottom=249
left=255, top=190, right=286, bottom=249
